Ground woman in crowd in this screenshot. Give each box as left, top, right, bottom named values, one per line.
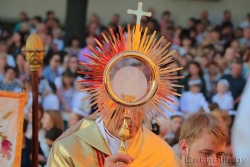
left=57, top=70, right=75, bottom=112
left=26, top=105, right=49, bottom=159
left=64, top=37, right=81, bottom=57
left=178, top=61, right=207, bottom=97
left=22, top=119, right=46, bottom=167
left=204, top=61, right=222, bottom=102
left=41, top=110, right=64, bottom=132
left=16, top=53, right=26, bottom=81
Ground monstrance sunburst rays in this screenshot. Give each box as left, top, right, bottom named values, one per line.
left=77, top=3, right=184, bottom=129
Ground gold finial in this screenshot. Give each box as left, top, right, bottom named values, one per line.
left=22, top=33, right=45, bottom=71
left=117, top=94, right=135, bottom=161
left=127, top=2, right=152, bottom=25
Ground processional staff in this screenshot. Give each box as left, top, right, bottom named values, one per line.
left=23, top=33, right=45, bottom=167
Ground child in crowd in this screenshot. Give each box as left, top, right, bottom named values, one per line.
left=212, top=79, right=234, bottom=110
left=45, top=127, right=63, bottom=151
left=42, top=82, right=60, bottom=111
left=164, top=111, right=185, bottom=146
left=211, top=108, right=232, bottom=128
left=68, top=108, right=86, bottom=128
left=71, top=76, right=91, bottom=115
left=180, top=78, right=210, bottom=114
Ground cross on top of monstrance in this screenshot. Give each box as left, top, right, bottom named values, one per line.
left=127, top=2, right=152, bottom=50
left=127, top=2, right=152, bottom=25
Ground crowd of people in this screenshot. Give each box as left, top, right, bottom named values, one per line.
left=0, top=7, right=250, bottom=167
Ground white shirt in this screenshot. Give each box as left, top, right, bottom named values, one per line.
left=95, top=117, right=129, bottom=155
left=232, top=77, right=250, bottom=167
left=159, top=96, right=179, bottom=118
left=42, top=93, right=60, bottom=110
left=180, top=91, right=209, bottom=113
left=6, top=54, right=16, bottom=67
left=72, top=91, right=91, bottom=115
left=26, top=123, right=50, bottom=158
left=54, top=76, right=62, bottom=90
left=240, top=20, right=250, bottom=29
left=24, top=91, right=42, bottom=118
left=212, top=92, right=234, bottom=110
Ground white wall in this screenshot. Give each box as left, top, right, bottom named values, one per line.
left=87, top=0, right=250, bottom=27
left=0, top=0, right=67, bottom=23
left=0, top=0, right=249, bottom=27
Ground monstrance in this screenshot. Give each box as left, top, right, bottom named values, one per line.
left=78, top=2, right=183, bottom=158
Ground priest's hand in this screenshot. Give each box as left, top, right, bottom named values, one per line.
left=104, top=153, right=133, bottom=167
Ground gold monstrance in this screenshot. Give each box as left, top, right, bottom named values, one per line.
left=78, top=1, right=184, bottom=162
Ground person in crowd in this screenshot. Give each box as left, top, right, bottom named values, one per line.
left=199, top=10, right=211, bottom=27
left=238, top=27, right=250, bottom=48
left=8, top=31, right=24, bottom=57
left=15, top=53, right=26, bottom=80
left=157, top=116, right=170, bottom=140
left=221, top=57, right=246, bottom=109
left=42, top=82, right=60, bottom=111
left=64, top=36, right=80, bottom=57
left=14, top=11, right=29, bottom=32
left=78, top=36, right=96, bottom=64
left=211, top=108, right=232, bottom=128
left=159, top=95, right=179, bottom=118
left=43, top=54, right=61, bottom=82
left=0, top=66, right=21, bottom=92
left=164, top=112, right=185, bottom=146
left=22, top=119, right=46, bottom=167
left=0, top=53, right=7, bottom=81
left=52, top=28, right=64, bottom=51
left=240, top=13, right=250, bottom=29
left=23, top=77, right=42, bottom=117
left=68, top=108, right=86, bottom=128
left=71, top=76, right=91, bottom=115
left=41, top=110, right=64, bottom=132
left=26, top=105, right=49, bottom=159
left=212, top=79, right=234, bottom=110
left=57, top=70, right=75, bottom=112
left=45, top=127, right=63, bottom=151
left=179, top=112, right=229, bottom=167
left=180, top=78, right=209, bottom=114
left=179, top=61, right=207, bottom=97
left=0, top=42, right=16, bottom=68
left=204, top=61, right=221, bottom=102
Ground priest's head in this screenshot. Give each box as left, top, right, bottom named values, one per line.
left=179, top=112, right=229, bottom=167
left=103, top=110, right=141, bottom=139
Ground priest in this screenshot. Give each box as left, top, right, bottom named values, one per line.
left=47, top=112, right=182, bottom=166
left=47, top=2, right=183, bottom=166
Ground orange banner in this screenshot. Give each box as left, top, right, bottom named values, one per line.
left=0, top=91, right=28, bottom=167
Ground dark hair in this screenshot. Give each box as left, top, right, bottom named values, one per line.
left=187, top=61, right=203, bottom=78
left=4, top=66, right=16, bottom=74
left=113, top=13, right=120, bottom=18
left=33, top=16, right=42, bottom=23
left=232, top=57, right=244, bottom=65
left=209, top=103, right=219, bottom=111
left=207, top=61, right=218, bottom=68
left=62, top=70, right=74, bottom=88
left=23, top=119, right=28, bottom=133
left=68, top=36, right=80, bottom=46
left=162, top=11, right=171, bottom=17
left=48, top=81, right=57, bottom=94
left=45, top=127, right=63, bottom=141
left=46, top=10, right=55, bottom=16
left=39, top=104, right=44, bottom=118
